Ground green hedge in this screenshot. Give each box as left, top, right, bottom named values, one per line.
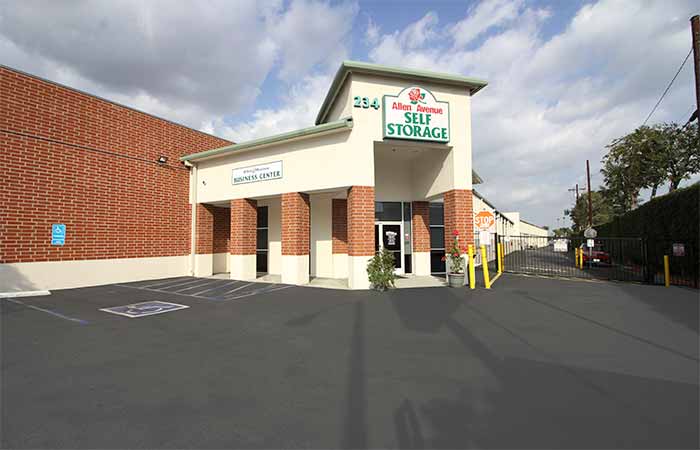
left=596, top=183, right=698, bottom=240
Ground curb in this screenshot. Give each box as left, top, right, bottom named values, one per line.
left=0, top=290, right=51, bottom=299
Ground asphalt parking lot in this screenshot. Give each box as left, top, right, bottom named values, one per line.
left=2, top=274, right=698, bottom=448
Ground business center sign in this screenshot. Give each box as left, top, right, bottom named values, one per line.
left=232, top=161, right=283, bottom=185
left=383, top=86, right=450, bottom=143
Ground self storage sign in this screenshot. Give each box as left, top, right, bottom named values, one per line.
left=383, top=86, right=449, bottom=143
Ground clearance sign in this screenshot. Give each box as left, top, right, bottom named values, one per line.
left=383, top=86, right=449, bottom=143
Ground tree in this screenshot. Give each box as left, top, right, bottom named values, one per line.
left=601, top=125, right=664, bottom=212
left=568, top=190, right=613, bottom=232
left=657, top=122, right=700, bottom=192
left=601, top=123, right=700, bottom=214
left=553, top=227, right=571, bottom=237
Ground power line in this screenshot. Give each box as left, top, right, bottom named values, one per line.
left=0, top=128, right=187, bottom=171
left=642, top=47, right=693, bottom=126
left=679, top=103, right=695, bottom=123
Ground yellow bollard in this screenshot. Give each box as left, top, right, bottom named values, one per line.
left=664, top=255, right=670, bottom=288
left=481, top=244, right=491, bottom=289
left=497, top=243, right=503, bottom=274
left=468, top=244, right=476, bottom=290
left=575, top=248, right=579, bottom=268
left=496, top=243, right=501, bottom=273
left=501, top=243, right=506, bottom=271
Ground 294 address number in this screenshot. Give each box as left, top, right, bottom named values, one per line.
left=353, top=96, right=380, bottom=110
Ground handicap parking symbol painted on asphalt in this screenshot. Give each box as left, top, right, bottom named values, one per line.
left=100, top=301, right=189, bottom=318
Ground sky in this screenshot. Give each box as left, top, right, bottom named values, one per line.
left=1, top=0, right=697, bottom=228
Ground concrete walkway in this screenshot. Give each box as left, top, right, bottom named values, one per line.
left=209, top=273, right=449, bottom=290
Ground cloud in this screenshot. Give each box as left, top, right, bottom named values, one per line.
left=364, top=17, right=381, bottom=46
left=2, top=0, right=697, bottom=228
left=365, top=0, right=697, bottom=227
left=449, top=0, right=525, bottom=48
left=0, top=0, right=355, bottom=130
left=271, top=0, right=357, bottom=79
left=204, top=73, right=334, bottom=142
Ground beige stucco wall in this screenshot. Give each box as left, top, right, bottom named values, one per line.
left=325, top=76, right=352, bottom=122
left=195, top=131, right=369, bottom=204
left=503, top=212, right=521, bottom=235
left=213, top=252, right=229, bottom=274
left=190, top=68, right=478, bottom=288
left=472, top=194, right=492, bottom=216
left=0, top=255, right=189, bottom=291
left=374, top=150, right=412, bottom=201
left=349, top=73, right=473, bottom=197
left=519, top=220, right=549, bottom=237
left=310, top=193, right=334, bottom=278
left=194, top=71, right=475, bottom=205
left=374, top=143, right=453, bottom=202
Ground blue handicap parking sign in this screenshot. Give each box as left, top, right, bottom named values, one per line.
left=51, top=224, right=66, bottom=246
left=100, top=301, right=189, bottom=318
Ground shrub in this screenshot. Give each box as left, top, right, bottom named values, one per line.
left=597, top=183, right=698, bottom=241
left=367, top=248, right=396, bottom=291
left=597, top=183, right=698, bottom=285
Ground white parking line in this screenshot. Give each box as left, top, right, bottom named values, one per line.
left=140, top=278, right=204, bottom=289
left=113, top=283, right=222, bottom=301
left=135, top=277, right=194, bottom=289
left=3, top=298, right=89, bottom=324
left=224, top=285, right=293, bottom=300
left=190, top=280, right=241, bottom=296
left=171, top=280, right=223, bottom=294
left=159, top=279, right=217, bottom=292
left=218, top=282, right=255, bottom=296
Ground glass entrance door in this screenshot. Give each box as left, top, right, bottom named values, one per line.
left=374, top=222, right=404, bottom=275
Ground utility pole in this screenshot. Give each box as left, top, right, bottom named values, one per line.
left=567, top=184, right=579, bottom=201
left=586, top=160, right=593, bottom=228
left=691, top=15, right=699, bottom=123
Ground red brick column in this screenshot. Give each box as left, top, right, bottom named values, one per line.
left=347, top=186, right=374, bottom=256
left=230, top=199, right=257, bottom=255
left=281, top=192, right=310, bottom=256
left=332, top=199, right=348, bottom=254
left=443, top=189, right=474, bottom=251
left=411, top=201, right=430, bottom=253
left=195, top=204, right=214, bottom=254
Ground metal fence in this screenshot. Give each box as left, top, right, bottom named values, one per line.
left=498, top=235, right=647, bottom=283
left=494, top=235, right=698, bottom=287
left=645, top=239, right=699, bottom=288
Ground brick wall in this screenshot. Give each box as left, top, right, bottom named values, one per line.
left=212, top=207, right=230, bottom=254
left=195, top=204, right=214, bottom=254
left=0, top=66, right=231, bottom=264
left=230, top=199, right=256, bottom=255
left=444, top=189, right=474, bottom=251
left=195, top=204, right=229, bottom=254
left=281, top=192, right=310, bottom=256
left=332, top=199, right=348, bottom=254
left=347, top=186, right=375, bottom=256
left=412, top=201, right=430, bottom=252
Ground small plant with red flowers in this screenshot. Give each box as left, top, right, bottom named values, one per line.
left=442, top=229, right=466, bottom=274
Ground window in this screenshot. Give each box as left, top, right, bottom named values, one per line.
left=256, top=206, right=268, bottom=273
left=403, top=202, right=412, bottom=274
left=429, top=203, right=445, bottom=274
left=375, top=202, right=402, bottom=221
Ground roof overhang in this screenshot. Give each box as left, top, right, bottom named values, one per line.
left=316, top=60, right=488, bottom=125
left=180, top=117, right=353, bottom=163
